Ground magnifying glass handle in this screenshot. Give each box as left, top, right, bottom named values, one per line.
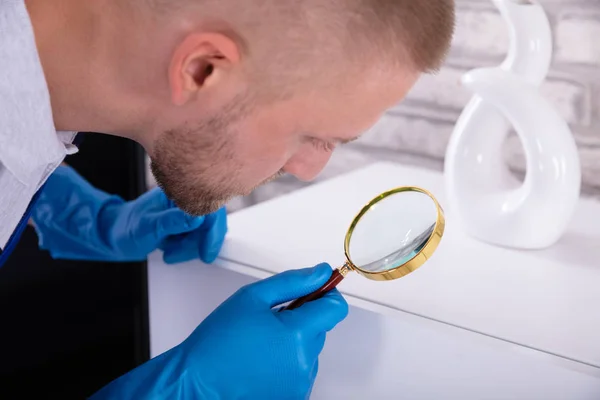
left=279, top=268, right=346, bottom=311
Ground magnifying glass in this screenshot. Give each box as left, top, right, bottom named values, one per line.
left=280, top=186, right=445, bottom=311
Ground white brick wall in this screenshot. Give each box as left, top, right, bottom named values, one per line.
left=146, top=0, right=600, bottom=211
left=399, top=66, right=591, bottom=126
left=556, top=12, right=600, bottom=67
left=452, top=7, right=508, bottom=59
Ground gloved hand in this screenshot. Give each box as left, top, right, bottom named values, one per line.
left=89, top=264, right=348, bottom=400
left=31, top=165, right=227, bottom=263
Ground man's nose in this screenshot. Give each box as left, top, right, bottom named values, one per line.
left=283, top=151, right=333, bottom=182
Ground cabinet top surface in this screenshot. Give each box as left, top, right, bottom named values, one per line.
left=220, top=161, right=600, bottom=368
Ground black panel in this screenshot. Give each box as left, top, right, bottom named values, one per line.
left=0, top=133, right=149, bottom=398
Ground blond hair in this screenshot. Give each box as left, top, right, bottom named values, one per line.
left=150, top=0, right=455, bottom=84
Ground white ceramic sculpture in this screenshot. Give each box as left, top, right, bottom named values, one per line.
left=444, top=0, right=581, bottom=250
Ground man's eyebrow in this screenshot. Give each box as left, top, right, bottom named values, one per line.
left=304, top=134, right=360, bottom=145
left=334, top=136, right=360, bottom=145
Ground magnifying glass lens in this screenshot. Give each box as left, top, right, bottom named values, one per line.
left=280, top=187, right=443, bottom=312
left=348, top=190, right=438, bottom=273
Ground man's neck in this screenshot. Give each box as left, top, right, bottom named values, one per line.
left=25, top=0, right=94, bottom=131
left=24, top=0, right=143, bottom=136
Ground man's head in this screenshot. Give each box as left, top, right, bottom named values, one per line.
left=35, top=0, right=455, bottom=215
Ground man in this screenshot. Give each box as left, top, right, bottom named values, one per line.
left=0, top=0, right=455, bottom=398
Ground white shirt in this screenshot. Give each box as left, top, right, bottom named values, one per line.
left=0, top=0, right=78, bottom=250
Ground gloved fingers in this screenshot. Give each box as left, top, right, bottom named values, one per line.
left=307, top=332, right=326, bottom=364
left=279, top=288, right=348, bottom=335
left=198, top=207, right=228, bottom=264
left=302, top=334, right=323, bottom=398
left=246, top=263, right=333, bottom=307
left=161, top=230, right=202, bottom=264
left=149, top=208, right=206, bottom=240
left=160, top=208, right=227, bottom=264
left=128, top=209, right=203, bottom=255
left=308, top=346, right=321, bottom=388
left=134, top=187, right=176, bottom=212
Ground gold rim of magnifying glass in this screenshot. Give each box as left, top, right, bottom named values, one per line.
left=342, top=186, right=445, bottom=282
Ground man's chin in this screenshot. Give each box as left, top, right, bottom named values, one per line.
left=190, top=201, right=227, bottom=216
left=166, top=172, right=285, bottom=215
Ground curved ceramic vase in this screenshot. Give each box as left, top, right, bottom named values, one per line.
left=444, top=0, right=581, bottom=250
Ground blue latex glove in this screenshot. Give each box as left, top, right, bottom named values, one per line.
left=31, top=165, right=227, bottom=263
left=89, top=263, right=348, bottom=400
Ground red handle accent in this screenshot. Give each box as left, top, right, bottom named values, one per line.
left=279, top=269, right=346, bottom=311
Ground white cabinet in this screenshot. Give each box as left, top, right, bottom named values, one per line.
left=148, top=162, right=600, bottom=399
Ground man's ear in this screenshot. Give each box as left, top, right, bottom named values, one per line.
left=168, top=32, right=241, bottom=106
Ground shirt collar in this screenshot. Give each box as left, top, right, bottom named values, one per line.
left=0, top=0, right=78, bottom=185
